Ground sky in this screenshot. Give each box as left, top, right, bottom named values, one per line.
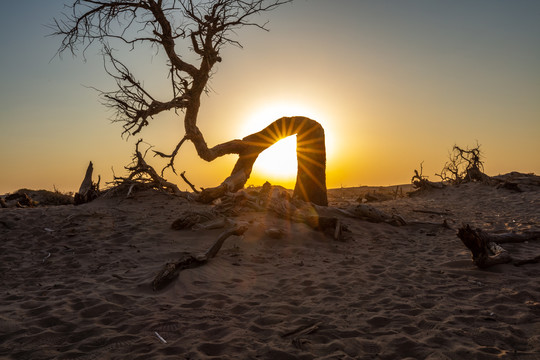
left=1, top=0, right=539, bottom=194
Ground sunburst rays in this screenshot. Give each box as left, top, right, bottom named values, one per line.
left=239, top=116, right=327, bottom=205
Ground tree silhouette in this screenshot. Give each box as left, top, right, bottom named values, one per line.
left=53, top=0, right=327, bottom=205
left=436, top=143, right=490, bottom=185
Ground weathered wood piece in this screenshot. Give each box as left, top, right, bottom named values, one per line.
left=484, top=231, right=540, bottom=244
left=151, top=253, right=205, bottom=291
left=513, top=255, right=540, bottom=266
left=457, top=225, right=540, bottom=268
left=152, top=225, right=248, bottom=291
left=74, top=161, right=100, bottom=205
left=457, top=225, right=511, bottom=268
left=205, top=225, right=248, bottom=259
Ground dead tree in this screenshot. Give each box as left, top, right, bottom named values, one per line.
left=197, top=117, right=327, bottom=205
left=52, top=0, right=328, bottom=205
left=437, top=144, right=491, bottom=185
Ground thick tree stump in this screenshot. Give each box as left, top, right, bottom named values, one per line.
left=74, top=161, right=100, bottom=205
left=457, top=225, right=540, bottom=268
left=457, top=225, right=511, bottom=268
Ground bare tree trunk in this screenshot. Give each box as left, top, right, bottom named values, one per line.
left=293, top=120, right=327, bottom=205
left=197, top=116, right=328, bottom=206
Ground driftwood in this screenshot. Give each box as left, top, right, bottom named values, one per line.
left=457, top=225, right=540, bottom=268
left=152, top=225, right=248, bottom=290
left=74, top=161, right=100, bottom=205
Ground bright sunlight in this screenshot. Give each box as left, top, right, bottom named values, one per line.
left=253, top=135, right=298, bottom=179
left=239, top=101, right=334, bottom=187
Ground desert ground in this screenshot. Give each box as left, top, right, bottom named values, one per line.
left=1, top=173, right=539, bottom=359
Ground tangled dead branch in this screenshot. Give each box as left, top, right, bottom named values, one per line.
left=437, top=143, right=492, bottom=185
left=110, top=140, right=189, bottom=198
left=411, top=162, right=444, bottom=192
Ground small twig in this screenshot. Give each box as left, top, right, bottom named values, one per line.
left=42, top=253, right=51, bottom=263
left=180, top=171, right=200, bottom=193
left=154, top=331, right=167, bottom=344
left=126, top=184, right=136, bottom=197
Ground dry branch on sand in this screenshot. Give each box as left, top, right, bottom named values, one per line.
left=152, top=225, right=248, bottom=290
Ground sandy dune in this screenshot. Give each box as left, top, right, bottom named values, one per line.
left=1, top=177, right=539, bottom=359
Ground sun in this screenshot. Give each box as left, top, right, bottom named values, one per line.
left=252, top=135, right=298, bottom=179
left=239, top=101, right=334, bottom=188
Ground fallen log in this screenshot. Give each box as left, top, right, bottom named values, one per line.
left=483, top=231, right=540, bottom=244
left=152, top=225, right=248, bottom=291
left=457, top=225, right=540, bottom=268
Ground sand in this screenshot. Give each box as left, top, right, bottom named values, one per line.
left=1, top=179, right=539, bottom=359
